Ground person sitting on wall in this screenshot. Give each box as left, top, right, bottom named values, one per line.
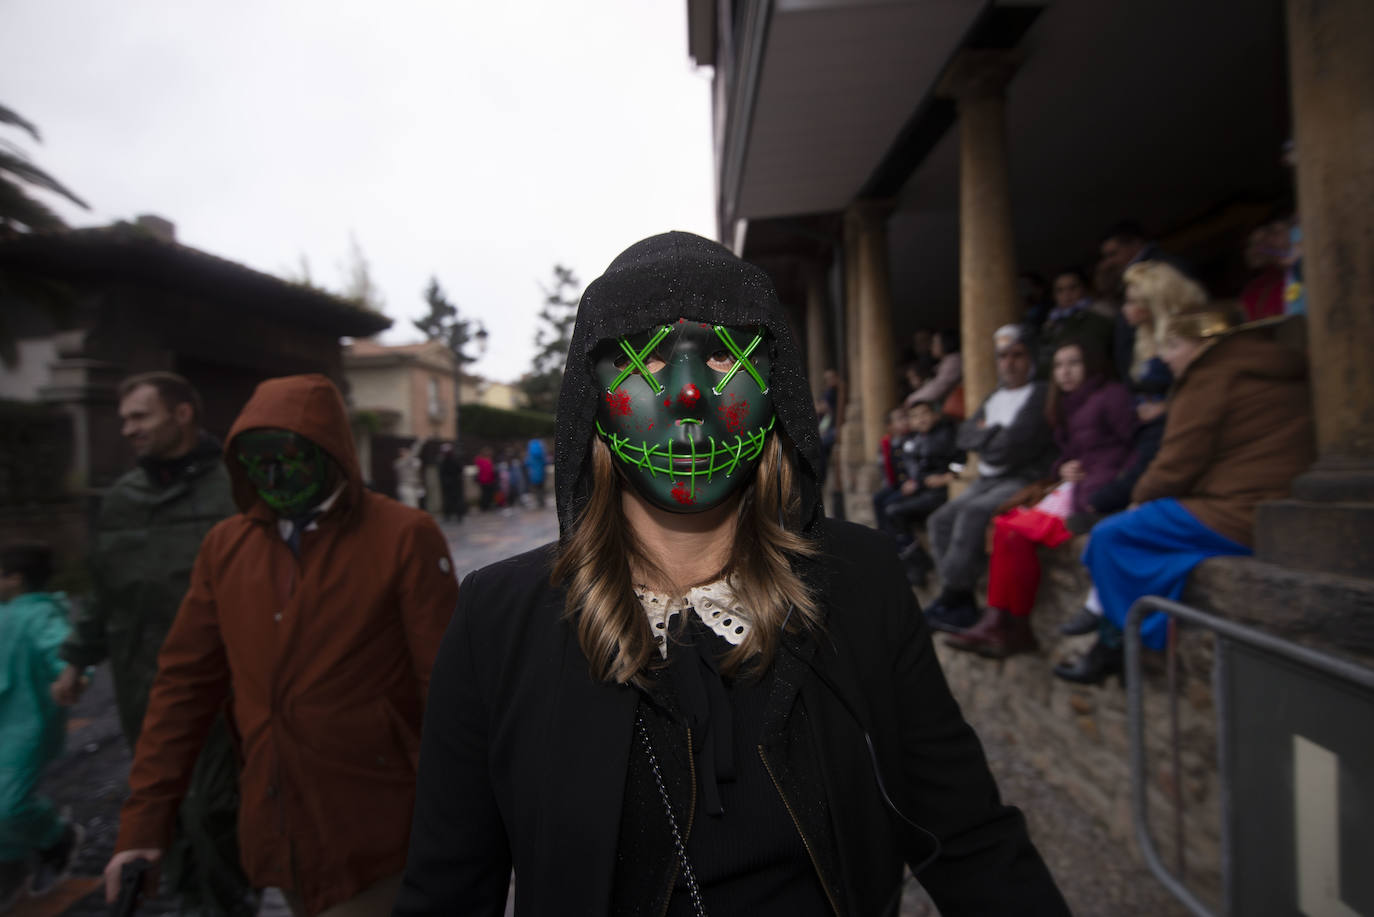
left=924, top=325, right=1057, bottom=634
left=1097, top=219, right=1194, bottom=294
left=880, top=400, right=964, bottom=587
left=871, top=407, right=913, bottom=531
left=1036, top=268, right=1115, bottom=380
left=904, top=330, right=962, bottom=409
left=1056, top=307, right=1315, bottom=684
left=1239, top=215, right=1291, bottom=322
left=1062, top=260, right=1204, bottom=555
left=944, top=341, right=1136, bottom=658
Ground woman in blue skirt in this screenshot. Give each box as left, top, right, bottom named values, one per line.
left=1055, top=307, right=1315, bottom=683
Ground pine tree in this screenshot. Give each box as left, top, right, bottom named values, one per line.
left=414, top=277, right=486, bottom=441
left=521, top=264, right=581, bottom=413
left=414, top=276, right=484, bottom=370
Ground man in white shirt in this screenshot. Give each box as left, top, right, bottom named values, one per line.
left=925, top=326, right=1055, bottom=632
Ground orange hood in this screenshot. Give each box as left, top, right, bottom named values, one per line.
left=224, top=374, right=362, bottom=517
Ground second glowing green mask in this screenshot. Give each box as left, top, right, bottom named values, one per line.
left=592, top=319, right=775, bottom=513
left=234, top=428, right=331, bottom=516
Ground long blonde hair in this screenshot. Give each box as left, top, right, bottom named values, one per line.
left=1124, top=261, right=1208, bottom=377
left=551, top=432, right=819, bottom=685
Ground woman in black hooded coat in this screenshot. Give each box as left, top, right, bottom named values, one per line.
left=393, top=232, right=1068, bottom=917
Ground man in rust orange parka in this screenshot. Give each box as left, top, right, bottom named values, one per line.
left=103, top=375, right=459, bottom=917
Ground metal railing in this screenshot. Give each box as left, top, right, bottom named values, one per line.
left=1124, top=595, right=1374, bottom=917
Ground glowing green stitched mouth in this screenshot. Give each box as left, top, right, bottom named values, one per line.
left=596, top=416, right=775, bottom=490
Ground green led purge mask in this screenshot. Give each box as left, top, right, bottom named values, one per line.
left=593, top=318, right=775, bottom=513
left=234, top=428, right=331, bottom=516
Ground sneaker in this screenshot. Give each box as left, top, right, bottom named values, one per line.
left=924, top=597, right=979, bottom=634
left=0, top=860, right=31, bottom=913
left=28, top=821, right=84, bottom=897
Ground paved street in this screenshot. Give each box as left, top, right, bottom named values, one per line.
left=21, top=505, right=556, bottom=917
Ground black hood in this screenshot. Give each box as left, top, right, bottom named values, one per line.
left=554, top=231, right=822, bottom=541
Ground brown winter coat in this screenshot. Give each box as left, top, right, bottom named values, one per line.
left=115, top=375, right=459, bottom=914
left=1132, top=328, right=1315, bottom=546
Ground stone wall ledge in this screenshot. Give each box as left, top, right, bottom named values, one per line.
left=1183, top=555, right=1374, bottom=667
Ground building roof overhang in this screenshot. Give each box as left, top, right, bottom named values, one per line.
left=720, top=0, right=1289, bottom=329
left=719, top=0, right=990, bottom=245
left=0, top=223, right=392, bottom=338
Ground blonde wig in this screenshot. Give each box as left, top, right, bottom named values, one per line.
left=551, top=431, right=819, bottom=685
left=1123, top=261, right=1208, bottom=377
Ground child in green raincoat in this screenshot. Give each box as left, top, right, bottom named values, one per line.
left=0, top=543, right=84, bottom=909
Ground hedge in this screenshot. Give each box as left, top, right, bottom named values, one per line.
left=459, top=402, right=556, bottom=439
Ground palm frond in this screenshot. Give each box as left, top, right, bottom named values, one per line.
left=0, top=150, right=88, bottom=210
left=0, top=104, right=41, bottom=143
left=0, top=176, right=68, bottom=231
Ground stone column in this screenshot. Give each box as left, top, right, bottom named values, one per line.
left=1256, top=0, right=1374, bottom=578
left=836, top=217, right=864, bottom=504
left=802, top=260, right=831, bottom=398
left=938, top=51, right=1022, bottom=413
left=849, top=202, right=898, bottom=463
left=840, top=201, right=898, bottom=524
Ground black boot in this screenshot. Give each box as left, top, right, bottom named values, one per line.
left=1053, top=638, right=1124, bottom=685
left=900, top=543, right=933, bottom=587
left=899, top=541, right=933, bottom=571
left=1059, top=606, right=1099, bottom=636
left=925, top=589, right=978, bottom=633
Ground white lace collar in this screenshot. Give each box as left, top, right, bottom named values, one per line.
left=635, top=579, right=751, bottom=658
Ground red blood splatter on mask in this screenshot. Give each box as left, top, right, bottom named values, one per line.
left=605, top=390, right=632, bottom=416
left=700, top=323, right=710, bottom=328
left=647, top=422, right=654, bottom=431
left=664, top=398, right=671, bottom=407
left=718, top=394, right=750, bottom=433
left=678, top=383, right=701, bottom=407
left=671, top=482, right=695, bottom=505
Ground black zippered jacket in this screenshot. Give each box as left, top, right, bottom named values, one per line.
left=396, top=232, right=1065, bottom=916
left=393, top=519, right=1067, bottom=916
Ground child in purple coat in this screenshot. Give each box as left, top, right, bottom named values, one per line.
left=945, top=341, right=1136, bottom=657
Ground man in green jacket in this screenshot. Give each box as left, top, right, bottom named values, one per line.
left=51, top=372, right=253, bottom=917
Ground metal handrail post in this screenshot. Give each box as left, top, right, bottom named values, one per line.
left=1125, top=600, right=1216, bottom=917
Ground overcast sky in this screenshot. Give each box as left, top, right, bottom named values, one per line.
left=1, top=0, right=717, bottom=381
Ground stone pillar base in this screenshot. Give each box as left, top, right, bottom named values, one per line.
left=1255, top=498, right=1374, bottom=580
left=1291, top=456, right=1374, bottom=503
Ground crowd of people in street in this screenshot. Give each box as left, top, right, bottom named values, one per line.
left=869, top=216, right=1315, bottom=683
left=394, top=437, right=549, bottom=520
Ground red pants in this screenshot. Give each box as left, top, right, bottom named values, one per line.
left=986, top=508, right=1073, bottom=618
